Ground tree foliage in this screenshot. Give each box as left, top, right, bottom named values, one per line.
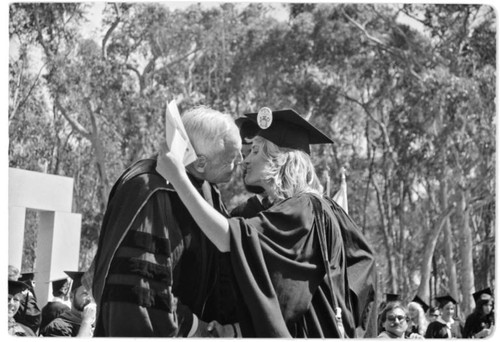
left=9, top=3, right=495, bottom=316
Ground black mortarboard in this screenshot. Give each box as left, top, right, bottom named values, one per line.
left=9, top=280, right=29, bottom=295
left=472, top=288, right=493, bottom=302
left=435, top=294, right=457, bottom=307
left=239, top=108, right=333, bottom=154
left=235, top=117, right=260, bottom=144
left=412, top=295, right=430, bottom=312
left=64, top=271, right=84, bottom=291
left=51, top=277, right=70, bottom=294
left=385, top=293, right=401, bottom=302
left=19, top=272, right=35, bottom=283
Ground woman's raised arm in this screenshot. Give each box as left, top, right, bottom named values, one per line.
left=156, top=146, right=230, bottom=252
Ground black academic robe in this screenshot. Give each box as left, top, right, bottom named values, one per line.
left=231, top=195, right=269, bottom=217
left=227, top=193, right=347, bottom=337
left=8, top=318, right=36, bottom=336
left=425, top=319, right=462, bottom=338
left=40, top=301, right=70, bottom=331
left=14, top=287, right=41, bottom=334
left=40, top=310, right=82, bottom=336
left=92, top=158, right=239, bottom=337
left=230, top=194, right=378, bottom=338
left=463, top=311, right=494, bottom=338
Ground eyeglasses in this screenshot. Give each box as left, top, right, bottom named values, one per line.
left=387, top=315, right=408, bottom=323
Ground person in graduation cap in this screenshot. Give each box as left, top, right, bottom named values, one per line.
left=8, top=279, right=37, bottom=336
left=463, top=288, right=494, bottom=338
left=14, top=271, right=42, bottom=334
left=406, top=296, right=430, bottom=337
left=40, top=271, right=96, bottom=337
left=425, top=294, right=463, bottom=338
left=157, top=107, right=366, bottom=337
left=40, top=277, right=71, bottom=331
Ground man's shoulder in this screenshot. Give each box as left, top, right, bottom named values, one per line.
left=111, top=158, right=174, bottom=198
left=121, top=158, right=166, bottom=185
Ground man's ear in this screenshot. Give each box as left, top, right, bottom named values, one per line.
left=193, top=155, right=207, bottom=173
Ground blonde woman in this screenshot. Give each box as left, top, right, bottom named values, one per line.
left=157, top=108, right=350, bottom=337
left=407, top=301, right=428, bottom=337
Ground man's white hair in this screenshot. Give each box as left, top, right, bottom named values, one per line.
left=182, top=106, right=239, bottom=160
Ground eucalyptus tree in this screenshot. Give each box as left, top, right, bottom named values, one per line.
left=266, top=3, right=496, bottom=315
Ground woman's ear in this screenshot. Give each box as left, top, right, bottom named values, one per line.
left=193, top=155, right=207, bottom=173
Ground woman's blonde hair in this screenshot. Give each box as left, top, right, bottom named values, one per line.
left=253, top=136, right=323, bottom=201
left=408, top=301, right=428, bottom=336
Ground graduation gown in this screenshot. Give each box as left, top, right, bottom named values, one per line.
left=463, top=311, right=494, bottom=338
left=40, top=301, right=70, bottom=331
left=426, top=318, right=462, bottom=338
left=227, top=193, right=347, bottom=337
left=230, top=194, right=377, bottom=338
left=8, top=318, right=36, bottom=336
left=92, top=158, right=239, bottom=337
left=40, top=310, right=82, bottom=336
left=14, top=287, right=41, bottom=334
left=426, top=320, right=450, bottom=338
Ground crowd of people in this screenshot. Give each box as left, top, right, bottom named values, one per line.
left=8, top=265, right=96, bottom=336
left=376, top=291, right=495, bottom=339
left=8, top=105, right=494, bottom=338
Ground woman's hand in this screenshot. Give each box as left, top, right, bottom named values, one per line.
left=156, top=142, right=186, bottom=184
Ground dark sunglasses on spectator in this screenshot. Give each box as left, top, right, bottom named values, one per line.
left=387, top=315, right=408, bottom=323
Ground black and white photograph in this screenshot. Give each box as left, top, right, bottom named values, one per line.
left=6, top=1, right=496, bottom=339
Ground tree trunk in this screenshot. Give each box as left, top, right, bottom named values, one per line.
left=458, top=189, right=474, bottom=317
left=373, top=175, right=397, bottom=292
left=417, top=204, right=454, bottom=302
left=442, top=181, right=458, bottom=300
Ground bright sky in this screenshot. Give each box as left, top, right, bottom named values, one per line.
left=82, top=2, right=290, bottom=39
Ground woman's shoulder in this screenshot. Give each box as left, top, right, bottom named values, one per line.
left=263, top=193, right=320, bottom=226
left=281, top=192, right=324, bottom=206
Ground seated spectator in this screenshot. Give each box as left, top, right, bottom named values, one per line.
left=378, top=293, right=401, bottom=333
left=406, top=296, right=429, bottom=337
left=8, top=265, right=21, bottom=281
left=40, top=271, right=96, bottom=337
left=425, top=294, right=463, bottom=338
left=40, top=277, right=71, bottom=331
left=8, top=279, right=36, bottom=336
left=8, top=267, right=41, bottom=334
left=378, top=301, right=422, bottom=339
left=463, top=288, right=494, bottom=338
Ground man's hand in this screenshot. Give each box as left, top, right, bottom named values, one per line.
left=81, top=302, right=97, bottom=324
left=77, top=302, right=97, bottom=337
left=191, top=319, right=215, bottom=337
left=191, top=319, right=240, bottom=337
left=475, top=328, right=492, bottom=338
left=207, top=321, right=240, bottom=337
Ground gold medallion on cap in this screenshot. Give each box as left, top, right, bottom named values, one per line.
left=257, top=107, right=273, bottom=129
